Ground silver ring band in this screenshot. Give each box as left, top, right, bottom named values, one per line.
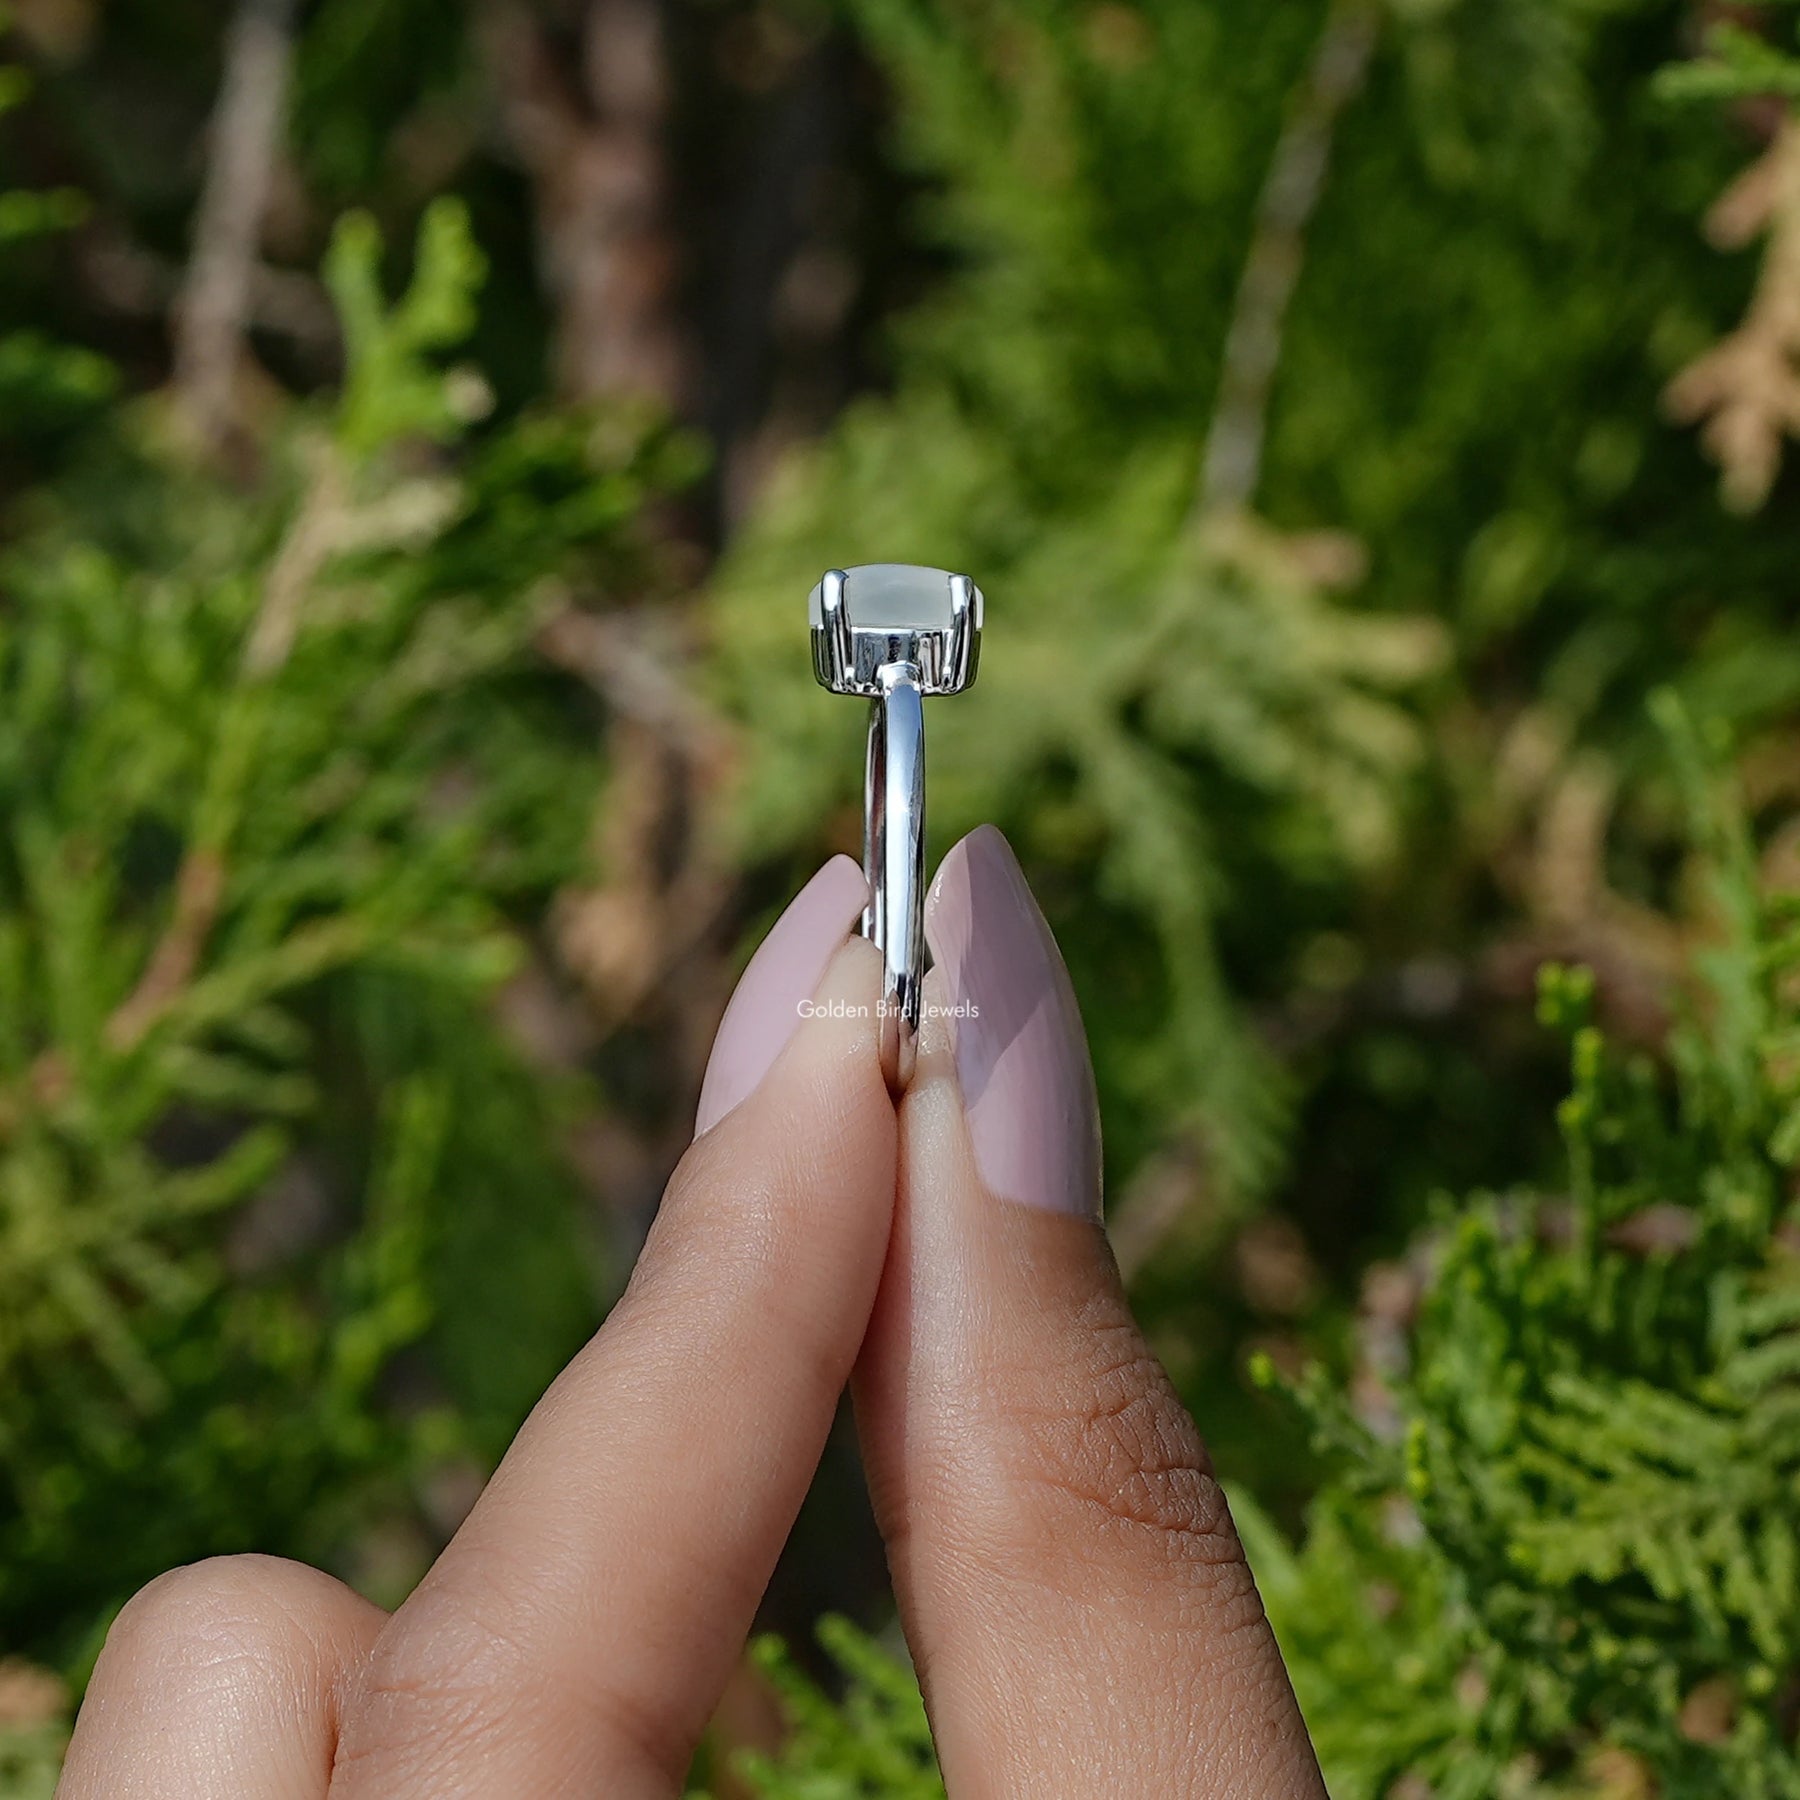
left=865, top=666, right=925, bottom=1090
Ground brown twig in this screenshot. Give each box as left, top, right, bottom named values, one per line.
left=1195, top=0, right=1379, bottom=524
left=483, top=0, right=686, bottom=405
left=536, top=605, right=733, bottom=771
left=103, top=852, right=229, bottom=1054
left=171, top=0, right=299, bottom=449
left=83, top=228, right=336, bottom=352
left=241, top=448, right=348, bottom=678
left=536, top=605, right=737, bottom=1029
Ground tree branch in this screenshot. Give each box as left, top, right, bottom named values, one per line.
left=1666, top=118, right=1800, bottom=513
left=172, top=0, right=299, bottom=449
left=106, top=444, right=348, bottom=1054
left=484, top=0, right=686, bottom=406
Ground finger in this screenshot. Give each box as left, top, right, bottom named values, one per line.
left=58, top=1555, right=384, bottom=1800
left=855, top=826, right=1325, bottom=1799
left=331, top=857, right=896, bottom=1800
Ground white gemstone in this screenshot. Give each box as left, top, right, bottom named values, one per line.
left=809, top=563, right=956, bottom=632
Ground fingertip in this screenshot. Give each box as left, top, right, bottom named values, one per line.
left=668, top=929, right=898, bottom=1315
left=922, top=825, right=1101, bottom=1219
left=695, top=854, right=870, bottom=1137
left=772, top=930, right=896, bottom=1156
left=698, top=929, right=893, bottom=1148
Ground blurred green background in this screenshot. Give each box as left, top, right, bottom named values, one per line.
left=4, top=0, right=1800, bottom=1792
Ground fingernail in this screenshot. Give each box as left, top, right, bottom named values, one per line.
left=695, top=855, right=869, bottom=1136
left=924, top=826, right=1102, bottom=1216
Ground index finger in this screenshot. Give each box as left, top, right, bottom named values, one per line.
left=330, top=859, right=895, bottom=1800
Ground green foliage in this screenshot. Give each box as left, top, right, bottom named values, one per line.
left=1246, top=712, right=1800, bottom=1796
left=0, top=198, right=677, bottom=1659
left=0, top=1718, right=64, bottom=1800
left=290, top=0, right=471, bottom=202
left=1655, top=12, right=1800, bottom=105
left=327, top=196, right=491, bottom=454
left=701, top=1620, right=943, bottom=1800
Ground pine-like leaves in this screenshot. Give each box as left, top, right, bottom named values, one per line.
left=0, top=202, right=671, bottom=1656
left=1258, top=712, right=1800, bottom=1796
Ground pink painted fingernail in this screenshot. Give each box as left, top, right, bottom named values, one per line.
left=695, top=855, right=869, bottom=1136
left=924, top=826, right=1102, bottom=1217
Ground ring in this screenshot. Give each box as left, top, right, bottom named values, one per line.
left=809, top=564, right=984, bottom=1091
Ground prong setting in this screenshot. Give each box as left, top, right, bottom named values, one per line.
left=809, top=564, right=984, bottom=698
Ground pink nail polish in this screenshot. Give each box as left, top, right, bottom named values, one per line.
left=695, top=856, right=869, bottom=1136
left=924, top=826, right=1102, bottom=1217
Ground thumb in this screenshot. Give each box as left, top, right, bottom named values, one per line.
left=853, top=826, right=1323, bottom=1799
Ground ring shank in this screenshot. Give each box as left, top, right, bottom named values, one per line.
left=863, top=666, right=925, bottom=1091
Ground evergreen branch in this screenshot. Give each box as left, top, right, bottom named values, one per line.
left=240, top=438, right=348, bottom=680
left=1655, top=20, right=1800, bottom=105
left=1257, top=727, right=1800, bottom=1791
left=105, top=442, right=348, bottom=1054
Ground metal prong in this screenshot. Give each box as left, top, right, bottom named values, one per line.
left=947, top=574, right=978, bottom=692
left=813, top=568, right=852, bottom=689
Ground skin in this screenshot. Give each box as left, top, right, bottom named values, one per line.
left=57, top=931, right=1326, bottom=1799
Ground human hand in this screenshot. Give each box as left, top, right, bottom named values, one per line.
left=57, top=828, right=1324, bottom=1798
